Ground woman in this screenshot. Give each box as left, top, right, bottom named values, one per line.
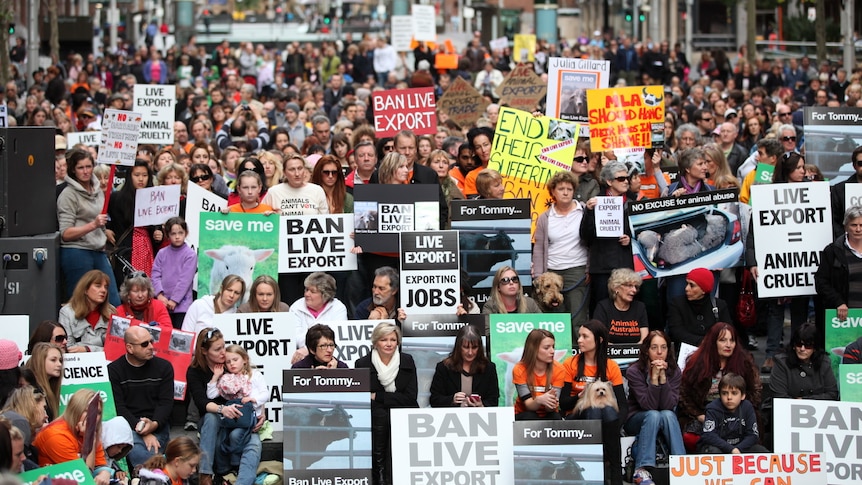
left=292, top=324, right=348, bottom=369
left=1, top=385, right=48, bottom=464
left=270, top=128, right=291, bottom=153
left=114, top=272, right=173, bottom=330
left=289, top=272, right=348, bottom=363
left=181, top=275, right=245, bottom=336
left=107, top=161, right=162, bottom=278
left=572, top=141, right=600, bottom=203
left=57, top=148, right=121, bottom=306
left=238, top=275, right=289, bottom=313
left=667, top=267, right=731, bottom=349
left=157, top=163, right=188, bottom=194
left=417, top=135, right=433, bottom=165
left=464, top=127, right=494, bottom=197
left=59, top=270, right=116, bottom=353
left=311, top=154, right=353, bottom=214
left=481, top=266, right=542, bottom=314
left=766, top=322, right=838, bottom=408
left=428, top=149, right=464, bottom=217
left=32, top=389, right=112, bottom=485
left=376, top=152, right=409, bottom=185
left=678, top=322, right=761, bottom=452
left=331, top=133, right=352, bottom=170
left=259, top=150, right=284, bottom=190
left=816, top=206, right=862, bottom=323
left=186, top=328, right=263, bottom=485
left=227, top=170, right=274, bottom=213
left=624, top=331, right=686, bottom=485
left=594, top=268, right=649, bottom=344
left=27, top=321, right=68, bottom=354
left=263, top=154, right=329, bottom=215
left=533, top=170, right=589, bottom=325
left=701, top=143, right=733, bottom=186
left=430, top=324, right=499, bottom=407
left=355, top=322, right=418, bottom=485
left=669, top=147, right=713, bottom=196
left=154, top=148, right=177, bottom=172
left=25, top=107, right=49, bottom=126
left=512, top=329, right=565, bottom=420
left=227, top=157, right=268, bottom=206
left=738, top=115, right=763, bottom=154
left=189, top=163, right=229, bottom=199
left=189, top=143, right=212, bottom=167
left=25, top=343, right=63, bottom=421
left=138, top=436, right=201, bottom=485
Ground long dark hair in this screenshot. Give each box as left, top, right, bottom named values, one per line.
left=575, top=320, right=610, bottom=382
left=635, top=330, right=679, bottom=374
left=786, top=322, right=826, bottom=370
left=442, top=324, right=488, bottom=375
left=466, top=126, right=494, bottom=167
left=27, top=320, right=66, bottom=355
left=311, top=154, right=347, bottom=213
left=681, top=322, right=755, bottom=386
left=111, top=160, right=154, bottom=233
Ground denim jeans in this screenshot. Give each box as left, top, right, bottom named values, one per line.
left=127, top=424, right=170, bottom=468
left=60, top=247, right=121, bottom=306
left=624, top=410, right=686, bottom=469
left=198, top=412, right=262, bottom=485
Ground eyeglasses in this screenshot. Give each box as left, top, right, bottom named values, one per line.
left=317, top=343, right=336, bottom=349
left=614, top=176, right=630, bottom=182
left=53, top=335, right=68, bottom=343
left=130, top=340, right=154, bottom=348
left=191, top=174, right=212, bottom=182
left=499, top=276, right=519, bottom=285
left=778, top=112, right=792, bottom=116
left=781, top=136, right=797, bottom=142
left=322, top=170, right=339, bottom=176
left=573, top=156, right=589, bottom=164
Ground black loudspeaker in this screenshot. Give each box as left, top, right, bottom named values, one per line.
left=0, top=127, right=58, bottom=237
left=0, top=233, right=61, bottom=333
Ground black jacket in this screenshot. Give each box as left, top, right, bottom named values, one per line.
left=814, top=235, right=850, bottom=310
left=667, top=295, right=732, bottom=348
left=763, top=353, right=838, bottom=411
left=428, top=361, right=500, bottom=408
left=830, top=174, right=861, bottom=238
left=580, top=189, right=636, bottom=275
left=355, top=352, right=419, bottom=419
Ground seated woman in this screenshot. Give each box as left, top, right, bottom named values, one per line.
left=292, top=324, right=348, bottom=369
left=27, top=320, right=68, bottom=354
left=115, top=272, right=172, bottom=330
left=429, top=324, right=499, bottom=407
left=481, top=266, right=541, bottom=314
left=1, top=385, right=48, bottom=468
left=667, top=267, right=731, bottom=349
left=593, top=268, right=648, bottom=345
left=513, top=329, right=565, bottom=420
left=182, top=275, right=246, bottom=336
left=59, top=270, right=116, bottom=352
left=289, top=272, right=348, bottom=364
left=624, top=331, right=685, bottom=485
left=238, top=275, right=289, bottom=313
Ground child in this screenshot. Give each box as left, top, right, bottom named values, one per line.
left=101, top=417, right=134, bottom=484
left=137, top=436, right=201, bottom=485
left=697, top=373, right=769, bottom=454
left=151, top=217, right=197, bottom=329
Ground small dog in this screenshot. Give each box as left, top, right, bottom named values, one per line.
left=574, top=380, right=619, bottom=416
left=533, top=272, right=565, bottom=312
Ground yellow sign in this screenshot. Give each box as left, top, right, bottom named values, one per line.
left=586, top=85, right=665, bottom=152
left=513, top=34, right=536, bottom=62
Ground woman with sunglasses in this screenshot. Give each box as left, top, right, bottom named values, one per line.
left=292, top=324, right=348, bottom=369
left=429, top=324, right=499, bottom=408
left=27, top=321, right=69, bottom=354
left=114, top=272, right=172, bottom=330
left=572, top=140, right=600, bottom=203
left=481, top=266, right=541, bottom=314
left=189, top=163, right=229, bottom=199
left=311, top=155, right=352, bottom=214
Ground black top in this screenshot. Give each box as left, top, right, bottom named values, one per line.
left=428, top=360, right=500, bottom=408
left=354, top=352, right=419, bottom=418
left=108, top=355, right=174, bottom=431
left=186, top=364, right=226, bottom=416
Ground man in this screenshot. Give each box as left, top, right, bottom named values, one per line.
left=268, top=91, right=290, bottom=130
left=311, top=115, right=332, bottom=152
left=328, top=85, right=357, bottom=123
left=346, top=140, right=376, bottom=191
left=373, top=37, right=397, bottom=86
left=717, top=122, right=748, bottom=175
left=830, top=68, right=850, bottom=102
left=284, top=102, right=310, bottom=147
left=693, top=109, right=715, bottom=137
left=107, top=326, right=174, bottom=468
left=474, top=59, right=504, bottom=101
left=190, top=119, right=211, bottom=144
left=830, top=146, right=862, bottom=238
left=173, top=121, right=194, bottom=153
left=216, top=104, right=270, bottom=153
left=777, top=124, right=799, bottom=154
left=354, top=266, right=407, bottom=320
left=614, top=36, right=639, bottom=87
left=323, top=73, right=345, bottom=112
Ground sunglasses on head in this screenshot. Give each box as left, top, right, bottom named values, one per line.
left=191, top=174, right=212, bottom=182
left=205, top=328, right=221, bottom=341
left=573, top=156, right=589, bottom=164
left=499, top=276, right=519, bottom=285
left=126, top=271, right=148, bottom=281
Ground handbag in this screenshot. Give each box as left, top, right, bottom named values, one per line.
left=220, top=399, right=256, bottom=429
left=736, top=268, right=757, bottom=328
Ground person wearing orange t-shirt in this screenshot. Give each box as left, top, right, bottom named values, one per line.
left=227, top=171, right=275, bottom=214
left=513, top=329, right=566, bottom=420
left=463, top=127, right=494, bottom=197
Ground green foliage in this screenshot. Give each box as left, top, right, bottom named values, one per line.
left=783, top=15, right=841, bottom=42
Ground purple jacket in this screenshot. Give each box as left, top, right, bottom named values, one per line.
left=151, top=243, right=197, bottom=313
left=625, top=361, right=681, bottom=421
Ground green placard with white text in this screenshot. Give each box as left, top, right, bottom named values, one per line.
left=59, top=352, right=116, bottom=420
left=825, top=309, right=862, bottom=383
left=839, top=364, right=862, bottom=402
left=20, top=459, right=96, bottom=485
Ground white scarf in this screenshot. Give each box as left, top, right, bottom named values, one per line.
left=371, top=348, right=400, bottom=393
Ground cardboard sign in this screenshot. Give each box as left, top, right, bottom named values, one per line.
left=586, top=85, right=665, bottom=152
left=411, top=4, right=436, bottom=42
left=497, top=63, right=547, bottom=112
left=400, top=231, right=460, bottom=314
left=371, top=87, right=437, bottom=137
left=669, top=453, right=825, bottom=485
left=437, top=76, right=488, bottom=128
left=594, top=196, right=624, bottom=237
left=20, top=459, right=96, bottom=485
left=317, top=320, right=381, bottom=368
left=67, top=131, right=102, bottom=147
left=839, top=364, right=862, bottom=402
left=278, top=214, right=356, bottom=273
left=97, top=109, right=143, bottom=166
left=134, top=185, right=181, bottom=227
left=353, top=184, right=439, bottom=253
left=60, top=352, right=117, bottom=419
left=185, top=182, right=227, bottom=252
left=513, top=34, right=536, bottom=62
left=513, top=420, right=606, bottom=483
left=546, top=57, right=610, bottom=136
left=390, top=15, right=413, bottom=52
left=750, top=182, right=832, bottom=297
left=134, top=84, right=176, bottom=144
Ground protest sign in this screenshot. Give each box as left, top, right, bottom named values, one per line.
left=489, top=313, right=572, bottom=406
left=185, top=182, right=226, bottom=252
left=773, top=398, right=856, bottom=484
left=402, top=314, right=486, bottom=407
left=278, top=214, right=356, bottom=273
left=750, top=182, right=832, bottom=297
left=489, top=107, right=578, bottom=230
left=197, top=212, right=278, bottom=297
left=513, top=420, right=605, bottom=483
left=400, top=230, right=460, bottom=314
left=513, top=34, right=536, bottom=62
left=390, top=15, right=413, bottom=51
left=586, top=85, right=664, bottom=152
left=391, top=408, right=515, bottom=484
left=372, top=87, right=436, bottom=137
left=104, top=315, right=195, bottom=400
left=546, top=57, right=611, bottom=136
left=437, top=76, right=488, bottom=128
left=97, top=109, right=143, bottom=166
left=67, top=131, right=102, bottom=147
left=60, top=352, right=116, bottom=419
left=20, top=459, right=96, bottom=485
left=844, top=184, right=862, bottom=212
left=669, top=453, right=825, bottom=485
left=216, top=311, right=297, bottom=432
left=595, top=196, right=624, bottom=237
left=412, top=4, right=436, bottom=42
left=497, top=63, right=547, bottom=112
left=628, top=189, right=743, bottom=279
left=354, top=184, right=439, bottom=253
left=0, top=105, right=7, bottom=127
left=0, top=315, right=32, bottom=352
left=803, top=106, right=862, bottom=180
left=282, top=368, right=372, bottom=481
left=134, top=185, right=181, bottom=227
left=134, top=84, right=176, bottom=144
left=825, top=308, right=862, bottom=383
left=489, top=36, right=509, bottom=52
left=322, top=320, right=380, bottom=367
left=839, top=364, right=862, bottom=402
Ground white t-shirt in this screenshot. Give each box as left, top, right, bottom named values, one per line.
left=262, top=182, right=329, bottom=216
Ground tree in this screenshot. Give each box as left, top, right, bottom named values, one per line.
left=44, top=0, right=58, bottom=62
left=0, top=0, right=10, bottom=86
left=746, top=0, right=756, bottom=66
left=815, top=0, right=826, bottom=63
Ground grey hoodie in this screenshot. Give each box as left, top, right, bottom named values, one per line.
left=57, top=174, right=107, bottom=251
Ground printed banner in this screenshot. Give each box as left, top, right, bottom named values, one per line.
left=437, top=76, right=489, bottom=128
left=497, top=63, right=547, bottom=112
left=134, top=84, right=176, bottom=144
left=839, top=364, right=862, bottom=402
left=97, top=109, right=143, bottom=166
left=353, top=184, right=439, bottom=253
left=411, top=4, right=436, bottom=42
left=400, top=231, right=460, bottom=314
left=391, top=408, right=515, bottom=484
left=216, top=312, right=297, bottom=432
left=773, top=398, right=856, bottom=484
left=513, top=420, right=605, bottom=484
left=594, top=196, right=624, bottom=237
left=824, top=308, right=862, bottom=383
left=586, top=85, right=664, bottom=152
left=390, top=15, right=413, bottom=51
left=282, top=368, right=372, bottom=481
left=67, top=131, right=102, bottom=147
left=20, top=459, right=96, bottom=485
left=320, top=320, right=381, bottom=368
left=628, top=189, right=744, bottom=279
left=546, top=57, right=611, bottom=136
left=371, top=87, right=437, bottom=137
left=134, top=185, right=181, bottom=227
left=803, top=107, right=862, bottom=180
left=197, top=212, right=278, bottom=297
left=185, top=182, right=227, bottom=252
left=513, top=34, right=536, bottom=62
left=60, top=352, right=117, bottom=419
left=750, top=182, right=832, bottom=297
left=278, top=214, right=356, bottom=273
left=669, top=453, right=825, bottom=485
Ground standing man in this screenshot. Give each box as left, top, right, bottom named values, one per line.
left=285, top=102, right=310, bottom=147
left=107, top=326, right=174, bottom=468
left=717, top=122, right=748, bottom=175
left=373, top=37, right=397, bottom=86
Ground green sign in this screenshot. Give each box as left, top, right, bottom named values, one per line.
left=754, top=163, right=775, bottom=184
left=839, top=364, right=862, bottom=402
left=59, top=353, right=117, bottom=420
left=824, top=308, right=862, bottom=383
left=20, top=459, right=96, bottom=485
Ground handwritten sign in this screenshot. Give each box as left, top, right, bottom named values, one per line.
left=513, top=34, right=535, bottom=62
left=390, top=15, right=413, bottom=51
left=134, top=185, right=181, bottom=227
left=97, top=108, right=143, bottom=166
left=372, top=87, right=437, bottom=137
left=669, top=453, right=824, bottom=485
left=278, top=214, right=357, bottom=272
left=411, top=4, right=436, bottom=42
left=586, top=85, right=664, bottom=152
left=437, top=77, right=488, bottom=128
left=134, top=84, right=176, bottom=144
left=595, top=196, right=623, bottom=237
left=498, top=63, right=547, bottom=112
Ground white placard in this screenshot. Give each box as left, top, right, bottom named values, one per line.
left=0, top=315, right=32, bottom=354
left=134, top=84, right=176, bottom=145
left=134, top=185, right=181, bottom=227
left=677, top=342, right=697, bottom=371
left=774, top=398, right=857, bottom=484
left=97, top=109, right=143, bottom=166
left=185, top=182, right=227, bottom=252
left=400, top=231, right=460, bottom=315
left=278, top=214, right=357, bottom=273
left=546, top=57, right=610, bottom=136
left=214, top=312, right=296, bottom=433
left=489, top=36, right=509, bottom=52
left=317, top=320, right=382, bottom=368
left=0, top=104, right=8, bottom=127
left=411, top=4, right=436, bottom=42
left=594, top=196, right=624, bottom=237
left=750, top=182, right=832, bottom=297
left=67, top=131, right=102, bottom=147
left=669, top=453, right=825, bottom=485
left=390, top=15, right=413, bottom=52
left=843, top=184, right=862, bottom=211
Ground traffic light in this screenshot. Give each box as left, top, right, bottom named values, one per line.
left=624, top=9, right=632, bottom=22
left=639, top=13, right=645, bottom=21
left=323, top=15, right=331, bottom=24
left=7, top=23, right=14, bottom=35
